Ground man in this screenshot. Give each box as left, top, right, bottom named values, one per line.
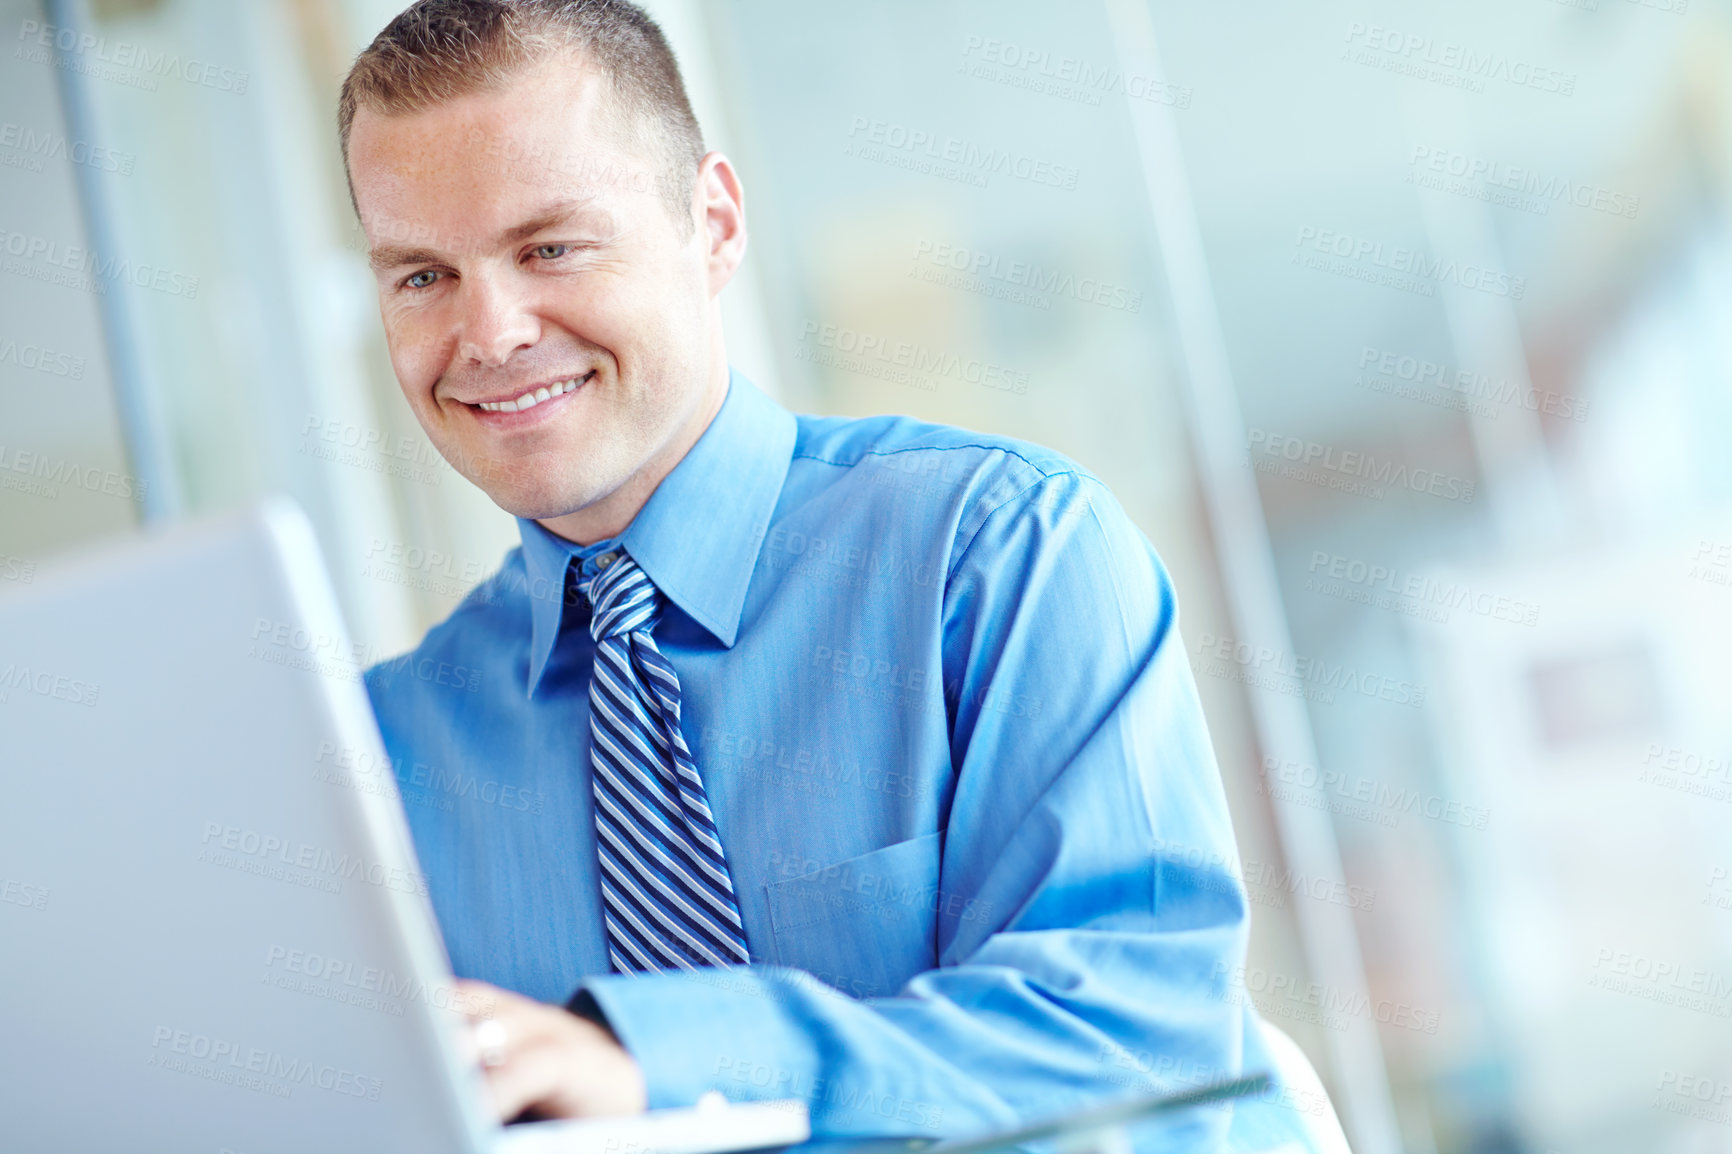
left=344, top=1, right=1306, bottom=1148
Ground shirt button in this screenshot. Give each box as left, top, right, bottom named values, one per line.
left=595, top=551, right=619, bottom=570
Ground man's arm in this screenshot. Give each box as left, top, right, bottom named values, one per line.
left=561, top=471, right=1256, bottom=1148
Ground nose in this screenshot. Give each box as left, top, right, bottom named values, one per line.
left=455, top=269, right=540, bottom=368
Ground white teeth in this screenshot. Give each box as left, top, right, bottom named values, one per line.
left=477, top=375, right=586, bottom=412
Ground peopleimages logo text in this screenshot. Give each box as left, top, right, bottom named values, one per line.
left=846, top=116, right=1080, bottom=190
left=1193, top=632, right=1426, bottom=707
left=0, top=444, right=148, bottom=502
left=18, top=20, right=248, bottom=93
left=149, top=1027, right=380, bottom=1099
left=0, top=226, right=199, bottom=298
left=0, top=121, right=134, bottom=174
left=1307, top=550, right=1538, bottom=626
left=1357, top=345, right=1589, bottom=421
left=1294, top=226, right=1526, bottom=300
left=958, top=35, right=1192, bottom=109
left=910, top=240, right=1142, bottom=313
left=1248, top=428, right=1477, bottom=503
left=1343, top=22, right=1576, bottom=96
left=1408, top=145, right=1638, bottom=219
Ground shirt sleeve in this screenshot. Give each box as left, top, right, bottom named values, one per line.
left=579, top=469, right=1268, bottom=1150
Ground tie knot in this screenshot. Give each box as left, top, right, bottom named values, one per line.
left=587, top=551, right=660, bottom=641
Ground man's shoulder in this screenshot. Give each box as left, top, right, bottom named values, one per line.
left=790, top=410, right=1096, bottom=501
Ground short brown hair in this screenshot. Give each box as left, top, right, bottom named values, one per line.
left=339, top=0, right=705, bottom=229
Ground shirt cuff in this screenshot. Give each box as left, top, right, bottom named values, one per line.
left=563, top=986, right=615, bottom=1032
left=577, top=967, right=823, bottom=1111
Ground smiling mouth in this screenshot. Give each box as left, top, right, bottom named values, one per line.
left=472, top=370, right=595, bottom=413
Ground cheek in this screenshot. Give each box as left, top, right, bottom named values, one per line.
left=542, top=282, right=644, bottom=360
left=381, top=305, right=447, bottom=397
left=611, top=240, right=704, bottom=316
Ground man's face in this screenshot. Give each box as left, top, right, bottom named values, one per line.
left=347, top=54, right=724, bottom=528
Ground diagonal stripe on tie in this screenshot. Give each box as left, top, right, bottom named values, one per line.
left=594, top=818, right=744, bottom=937
left=596, top=846, right=739, bottom=966
left=585, top=550, right=750, bottom=972
left=591, top=782, right=743, bottom=924
left=588, top=731, right=734, bottom=887
left=591, top=723, right=740, bottom=908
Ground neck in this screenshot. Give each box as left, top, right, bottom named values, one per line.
left=536, top=354, right=730, bottom=546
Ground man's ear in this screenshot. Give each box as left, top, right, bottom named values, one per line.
left=695, top=152, right=746, bottom=296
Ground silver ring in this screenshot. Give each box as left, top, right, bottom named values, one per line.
left=473, top=1017, right=508, bottom=1068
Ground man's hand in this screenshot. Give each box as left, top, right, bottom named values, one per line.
left=454, top=979, right=647, bottom=1122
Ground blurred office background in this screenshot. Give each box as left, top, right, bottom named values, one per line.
left=5, top=0, right=1732, bottom=1150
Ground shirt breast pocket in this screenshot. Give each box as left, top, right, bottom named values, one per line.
left=763, top=831, right=941, bottom=1000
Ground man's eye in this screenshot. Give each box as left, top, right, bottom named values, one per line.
left=532, top=244, right=571, bottom=261
left=404, top=270, right=439, bottom=290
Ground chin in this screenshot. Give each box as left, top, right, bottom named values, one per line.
left=485, top=489, right=577, bottom=522
left=477, top=475, right=612, bottom=524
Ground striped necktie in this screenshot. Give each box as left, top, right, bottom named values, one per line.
left=581, top=550, right=750, bottom=972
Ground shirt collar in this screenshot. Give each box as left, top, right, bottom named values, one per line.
left=516, top=369, right=795, bottom=697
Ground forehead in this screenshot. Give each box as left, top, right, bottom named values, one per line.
left=348, top=53, right=660, bottom=248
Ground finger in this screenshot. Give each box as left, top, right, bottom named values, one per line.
left=473, top=1017, right=510, bottom=1070
left=452, top=984, right=526, bottom=1073
left=480, top=1035, right=576, bottom=1121
left=454, top=979, right=528, bottom=1021
left=452, top=979, right=505, bottom=1020
left=484, top=1000, right=575, bottom=1049
left=462, top=998, right=568, bottom=1081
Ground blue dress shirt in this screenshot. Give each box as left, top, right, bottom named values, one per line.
left=366, top=371, right=1316, bottom=1151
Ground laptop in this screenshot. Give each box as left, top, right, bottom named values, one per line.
left=0, top=499, right=809, bottom=1154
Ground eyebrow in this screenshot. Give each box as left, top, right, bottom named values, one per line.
left=367, top=198, right=609, bottom=272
